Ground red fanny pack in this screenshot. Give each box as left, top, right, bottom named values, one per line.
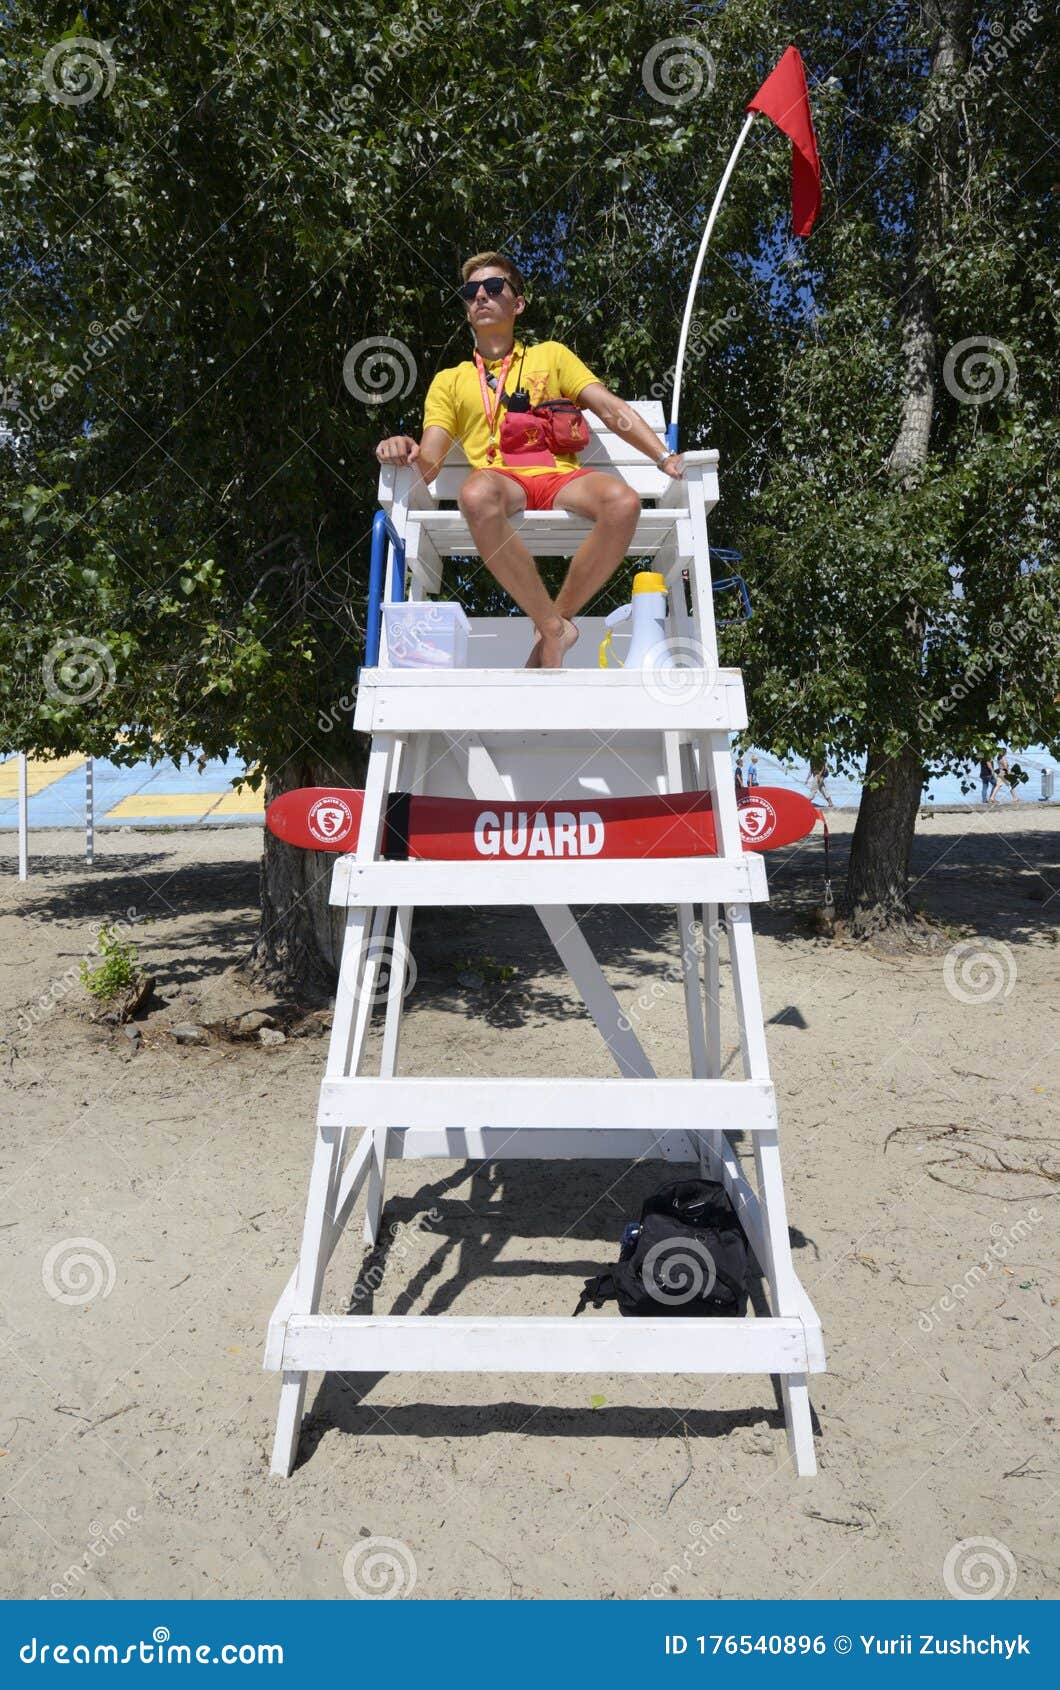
left=500, top=399, right=589, bottom=457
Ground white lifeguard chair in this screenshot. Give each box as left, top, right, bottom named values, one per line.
left=264, top=403, right=825, bottom=1477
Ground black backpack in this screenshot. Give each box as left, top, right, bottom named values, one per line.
left=575, top=1179, right=749, bottom=1317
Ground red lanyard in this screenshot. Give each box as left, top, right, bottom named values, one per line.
left=474, top=346, right=515, bottom=455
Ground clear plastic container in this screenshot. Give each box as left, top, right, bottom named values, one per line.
left=382, top=601, right=470, bottom=669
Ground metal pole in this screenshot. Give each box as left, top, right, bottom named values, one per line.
left=17, top=752, right=28, bottom=881
left=669, top=111, right=757, bottom=451
left=85, top=755, right=94, bottom=866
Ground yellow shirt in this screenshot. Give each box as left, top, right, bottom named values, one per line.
left=422, top=338, right=598, bottom=476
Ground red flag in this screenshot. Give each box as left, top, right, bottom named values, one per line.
left=746, top=45, right=821, bottom=237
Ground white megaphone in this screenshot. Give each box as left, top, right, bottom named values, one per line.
left=598, top=570, right=674, bottom=670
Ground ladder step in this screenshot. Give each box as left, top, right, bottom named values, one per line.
left=277, top=1314, right=816, bottom=1375
left=318, top=1077, right=776, bottom=1135
left=388, top=1127, right=700, bottom=1162
left=355, top=668, right=748, bottom=734
left=329, top=853, right=767, bottom=907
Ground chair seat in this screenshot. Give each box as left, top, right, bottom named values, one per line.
left=410, top=505, right=684, bottom=559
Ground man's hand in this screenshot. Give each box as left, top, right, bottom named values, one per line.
left=375, top=434, right=420, bottom=465
left=659, top=452, right=685, bottom=480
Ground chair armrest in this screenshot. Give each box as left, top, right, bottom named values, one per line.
left=378, top=464, right=439, bottom=512
left=656, top=450, right=720, bottom=508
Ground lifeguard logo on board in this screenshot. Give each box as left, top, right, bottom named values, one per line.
left=307, top=795, right=355, bottom=845
left=473, top=809, right=605, bottom=858
left=737, top=797, right=777, bottom=844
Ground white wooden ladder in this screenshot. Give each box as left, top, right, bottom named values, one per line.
left=264, top=405, right=824, bottom=1477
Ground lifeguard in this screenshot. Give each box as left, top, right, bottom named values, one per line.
left=374, top=251, right=684, bottom=669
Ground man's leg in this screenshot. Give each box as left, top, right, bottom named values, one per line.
left=458, top=470, right=574, bottom=668
left=551, top=471, right=642, bottom=618
left=522, top=471, right=641, bottom=667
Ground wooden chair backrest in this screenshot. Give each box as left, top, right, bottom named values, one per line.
left=382, top=401, right=672, bottom=503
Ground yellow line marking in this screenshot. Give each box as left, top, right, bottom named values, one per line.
left=206, top=788, right=265, bottom=816
left=105, top=794, right=215, bottom=819
left=0, top=753, right=86, bottom=799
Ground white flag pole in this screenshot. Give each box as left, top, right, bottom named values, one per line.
left=669, top=110, right=757, bottom=450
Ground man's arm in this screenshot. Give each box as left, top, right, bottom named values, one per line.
left=576, top=382, right=683, bottom=478
left=374, top=425, right=453, bottom=486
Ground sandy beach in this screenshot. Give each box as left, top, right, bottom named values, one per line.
left=1, top=808, right=1056, bottom=1601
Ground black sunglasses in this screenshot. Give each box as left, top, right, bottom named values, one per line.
left=457, top=276, right=513, bottom=302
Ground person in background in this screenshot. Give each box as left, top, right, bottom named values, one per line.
left=734, top=756, right=745, bottom=787
left=978, top=753, right=994, bottom=805
left=807, top=763, right=834, bottom=808
left=989, top=748, right=1020, bottom=803
left=747, top=755, right=760, bottom=788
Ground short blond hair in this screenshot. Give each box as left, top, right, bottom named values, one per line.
left=461, top=251, right=526, bottom=295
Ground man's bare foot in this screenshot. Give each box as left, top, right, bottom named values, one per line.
left=533, top=616, right=579, bottom=670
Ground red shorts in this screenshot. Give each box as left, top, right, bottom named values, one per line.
left=486, top=466, right=596, bottom=512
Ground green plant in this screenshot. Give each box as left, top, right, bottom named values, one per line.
left=80, top=925, right=140, bottom=1002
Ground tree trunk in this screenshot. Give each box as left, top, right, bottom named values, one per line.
left=844, top=0, right=971, bottom=933
left=245, top=745, right=366, bottom=1003
left=846, top=746, right=925, bottom=935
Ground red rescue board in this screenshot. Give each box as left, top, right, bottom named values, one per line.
left=265, top=786, right=819, bottom=859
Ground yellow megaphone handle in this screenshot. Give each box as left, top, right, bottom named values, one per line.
left=598, top=629, right=624, bottom=669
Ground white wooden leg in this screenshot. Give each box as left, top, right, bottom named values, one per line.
left=362, top=1129, right=390, bottom=1248
left=702, top=902, right=722, bottom=1075
left=782, top=1374, right=817, bottom=1477
left=269, top=1118, right=345, bottom=1475
left=362, top=733, right=428, bottom=1246
left=270, top=737, right=400, bottom=1475
left=271, top=1371, right=309, bottom=1476
left=724, top=900, right=815, bottom=1471
left=348, top=902, right=393, bottom=1084
left=663, top=731, right=709, bottom=1083
left=534, top=905, right=655, bottom=1077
